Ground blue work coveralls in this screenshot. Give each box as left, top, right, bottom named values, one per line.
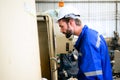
left=74, top=25, right=113, bottom=80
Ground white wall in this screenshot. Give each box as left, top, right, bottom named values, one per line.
left=36, top=1, right=120, bottom=38
left=0, top=0, right=41, bottom=80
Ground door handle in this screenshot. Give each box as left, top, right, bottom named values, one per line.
left=50, top=57, right=58, bottom=72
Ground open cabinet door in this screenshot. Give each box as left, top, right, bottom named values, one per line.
left=37, top=14, right=57, bottom=80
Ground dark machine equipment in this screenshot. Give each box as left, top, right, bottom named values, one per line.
left=108, top=31, right=120, bottom=79
left=110, top=31, right=120, bottom=50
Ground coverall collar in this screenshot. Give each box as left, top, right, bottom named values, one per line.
left=74, top=25, right=88, bottom=51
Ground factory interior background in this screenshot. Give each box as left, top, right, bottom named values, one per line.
left=0, top=0, right=120, bottom=80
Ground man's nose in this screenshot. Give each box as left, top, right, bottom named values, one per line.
left=60, top=29, right=65, bottom=34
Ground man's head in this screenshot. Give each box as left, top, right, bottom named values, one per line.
left=57, top=6, right=81, bottom=38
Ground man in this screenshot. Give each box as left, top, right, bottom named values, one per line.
left=57, top=6, right=113, bottom=80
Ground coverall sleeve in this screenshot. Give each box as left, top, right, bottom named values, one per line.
left=78, top=38, right=104, bottom=80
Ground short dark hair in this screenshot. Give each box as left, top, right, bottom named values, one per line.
left=74, top=18, right=81, bottom=26
left=58, top=17, right=70, bottom=23
left=59, top=17, right=81, bottom=26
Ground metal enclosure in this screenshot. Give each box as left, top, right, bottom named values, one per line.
left=37, top=14, right=57, bottom=80
left=114, top=50, right=120, bottom=73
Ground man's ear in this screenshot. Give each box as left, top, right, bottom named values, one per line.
left=68, top=20, right=73, bottom=28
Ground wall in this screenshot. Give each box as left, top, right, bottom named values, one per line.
left=0, top=0, right=41, bottom=80
left=36, top=0, right=120, bottom=38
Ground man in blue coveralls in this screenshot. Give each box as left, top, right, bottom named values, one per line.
left=57, top=6, right=113, bottom=80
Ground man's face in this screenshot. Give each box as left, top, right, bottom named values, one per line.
left=58, top=19, right=73, bottom=38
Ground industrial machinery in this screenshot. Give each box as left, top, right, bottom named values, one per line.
left=110, top=31, right=120, bottom=50
left=37, top=14, right=57, bottom=80
left=107, top=31, right=120, bottom=79
left=37, top=11, right=120, bottom=80
left=37, top=13, right=78, bottom=80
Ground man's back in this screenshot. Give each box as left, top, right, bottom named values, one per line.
left=74, top=25, right=113, bottom=80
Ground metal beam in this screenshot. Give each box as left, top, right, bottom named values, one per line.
left=36, top=0, right=120, bottom=3
left=115, top=1, right=118, bottom=31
